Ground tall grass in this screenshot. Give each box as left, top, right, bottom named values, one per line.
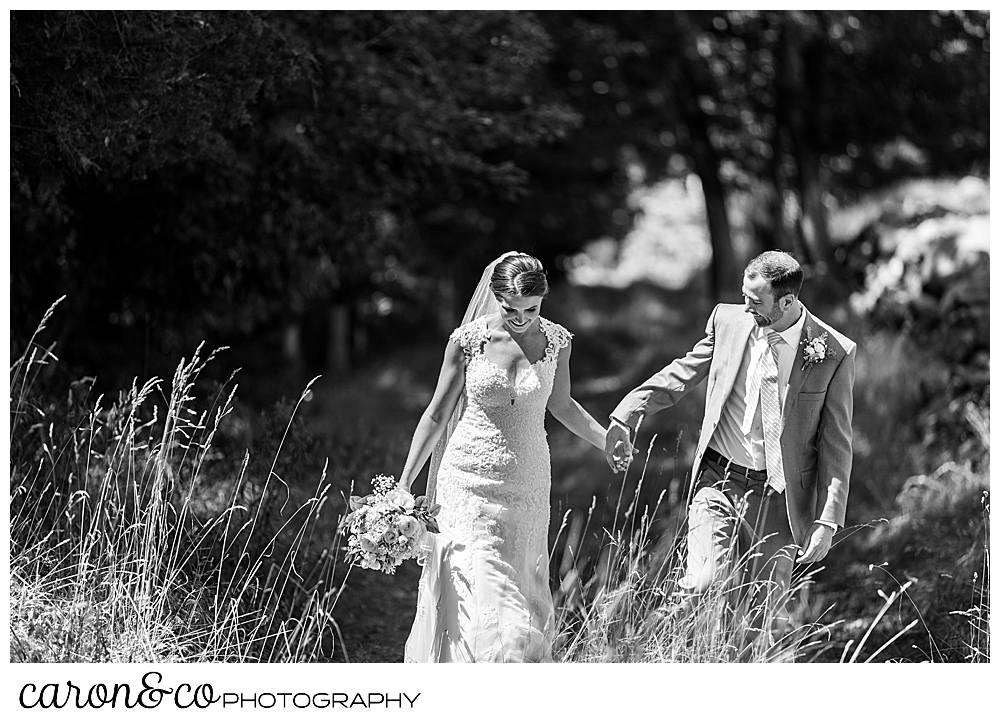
left=547, top=429, right=964, bottom=663
left=10, top=302, right=986, bottom=664
left=10, top=302, right=350, bottom=663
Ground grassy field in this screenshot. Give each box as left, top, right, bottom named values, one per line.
left=11, top=281, right=986, bottom=664
left=308, top=276, right=988, bottom=662
left=9, top=178, right=989, bottom=664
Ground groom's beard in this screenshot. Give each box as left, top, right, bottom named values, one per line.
left=750, top=307, right=783, bottom=328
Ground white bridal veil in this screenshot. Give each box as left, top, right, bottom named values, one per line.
left=424, top=250, right=520, bottom=504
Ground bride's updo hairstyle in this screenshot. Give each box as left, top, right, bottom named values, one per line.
left=490, top=253, right=549, bottom=299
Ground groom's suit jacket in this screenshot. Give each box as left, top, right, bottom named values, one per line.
left=611, top=303, right=856, bottom=546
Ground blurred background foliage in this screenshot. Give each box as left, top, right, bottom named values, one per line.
left=11, top=9, right=988, bottom=392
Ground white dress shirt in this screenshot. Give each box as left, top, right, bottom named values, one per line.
left=709, top=305, right=806, bottom=471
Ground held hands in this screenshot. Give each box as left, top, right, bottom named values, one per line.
left=604, top=421, right=633, bottom=474
left=796, top=523, right=834, bottom=565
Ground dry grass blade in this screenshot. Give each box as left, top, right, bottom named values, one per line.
left=10, top=304, right=349, bottom=663
left=847, top=580, right=913, bottom=663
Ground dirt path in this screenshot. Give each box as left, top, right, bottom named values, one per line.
left=329, top=562, right=421, bottom=663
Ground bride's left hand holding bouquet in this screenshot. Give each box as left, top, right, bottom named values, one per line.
left=340, top=474, right=441, bottom=574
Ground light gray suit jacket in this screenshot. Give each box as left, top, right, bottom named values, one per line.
left=611, top=303, right=856, bottom=546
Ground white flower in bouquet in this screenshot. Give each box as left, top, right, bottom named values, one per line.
left=386, top=488, right=416, bottom=511
left=397, top=515, right=420, bottom=537
left=339, top=474, right=442, bottom=575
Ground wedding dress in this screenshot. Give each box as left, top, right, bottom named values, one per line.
left=404, top=315, right=571, bottom=663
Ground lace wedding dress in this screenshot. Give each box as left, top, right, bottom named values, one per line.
left=404, top=316, right=571, bottom=663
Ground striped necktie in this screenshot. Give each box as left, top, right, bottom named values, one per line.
left=744, top=329, right=786, bottom=494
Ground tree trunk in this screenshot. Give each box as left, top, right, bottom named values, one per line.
left=781, top=13, right=834, bottom=270
left=767, top=50, right=793, bottom=255
left=669, top=18, right=740, bottom=302
left=689, top=124, right=739, bottom=301
left=796, top=148, right=832, bottom=268
left=769, top=143, right=794, bottom=255
left=439, top=263, right=457, bottom=334
left=327, top=303, right=351, bottom=374
left=617, top=10, right=739, bottom=300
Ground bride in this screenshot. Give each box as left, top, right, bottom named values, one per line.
left=397, top=252, right=608, bottom=663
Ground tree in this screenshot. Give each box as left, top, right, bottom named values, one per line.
left=10, top=10, right=307, bottom=370
left=563, top=10, right=990, bottom=294
left=569, top=10, right=744, bottom=300
left=10, top=10, right=580, bottom=383
left=11, top=10, right=989, bottom=384
left=717, top=10, right=989, bottom=268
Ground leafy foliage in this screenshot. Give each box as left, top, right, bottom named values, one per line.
left=10, top=11, right=299, bottom=182
left=9, top=10, right=990, bottom=387
left=10, top=10, right=580, bottom=383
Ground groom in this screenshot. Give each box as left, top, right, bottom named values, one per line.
left=605, top=251, right=855, bottom=632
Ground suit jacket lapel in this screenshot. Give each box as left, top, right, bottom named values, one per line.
left=719, top=312, right=755, bottom=405
left=782, top=307, right=813, bottom=423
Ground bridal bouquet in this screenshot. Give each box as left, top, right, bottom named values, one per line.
left=340, top=474, right=441, bottom=574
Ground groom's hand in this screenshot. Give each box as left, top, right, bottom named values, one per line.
left=796, top=523, right=834, bottom=565
left=604, top=420, right=633, bottom=473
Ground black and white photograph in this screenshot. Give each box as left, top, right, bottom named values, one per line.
left=6, top=5, right=991, bottom=717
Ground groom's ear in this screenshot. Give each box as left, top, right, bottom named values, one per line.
left=779, top=293, right=796, bottom=311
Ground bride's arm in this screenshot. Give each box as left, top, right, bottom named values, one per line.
left=398, top=339, right=467, bottom=491
left=547, top=339, right=607, bottom=450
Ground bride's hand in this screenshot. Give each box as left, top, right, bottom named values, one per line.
left=604, top=421, right=633, bottom=473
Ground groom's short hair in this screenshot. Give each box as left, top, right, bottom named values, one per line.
left=745, top=251, right=803, bottom=301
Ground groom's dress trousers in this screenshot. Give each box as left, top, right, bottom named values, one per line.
left=684, top=316, right=805, bottom=594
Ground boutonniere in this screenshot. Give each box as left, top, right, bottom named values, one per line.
left=800, top=326, right=837, bottom=371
